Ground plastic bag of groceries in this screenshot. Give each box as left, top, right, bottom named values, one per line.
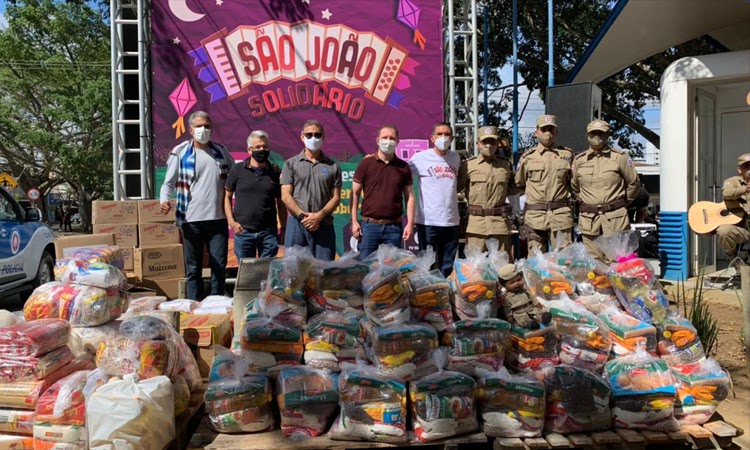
left=597, top=231, right=669, bottom=324
left=304, top=311, right=364, bottom=372
left=172, top=375, right=190, bottom=417
left=158, top=299, right=200, bottom=314
left=55, top=257, right=128, bottom=290
left=655, top=312, right=706, bottom=367
left=121, top=296, right=167, bottom=319
left=553, top=243, right=614, bottom=297
left=204, top=346, right=274, bottom=434
left=406, top=247, right=454, bottom=344
left=329, top=358, right=408, bottom=443
left=24, top=282, right=127, bottom=327
left=277, top=366, right=339, bottom=439
left=477, top=366, right=545, bottom=438
left=362, top=246, right=411, bottom=326
left=0, top=360, right=93, bottom=411
left=604, top=345, right=679, bottom=431
left=209, top=346, right=276, bottom=384
left=543, top=364, right=612, bottom=433
left=546, top=294, right=612, bottom=372
left=449, top=305, right=510, bottom=377
left=521, top=252, right=576, bottom=301
left=195, top=295, right=234, bottom=315
left=33, top=370, right=91, bottom=449
left=96, top=335, right=177, bottom=380
left=672, top=358, right=730, bottom=425
left=410, top=348, right=478, bottom=442
left=0, top=319, right=70, bottom=357
left=55, top=246, right=124, bottom=273
left=307, top=252, right=369, bottom=315
left=240, top=303, right=304, bottom=373
left=265, top=246, right=315, bottom=304
left=507, top=325, right=559, bottom=375
left=0, top=345, right=74, bottom=382
left=370, top=322, right=438, bottom=381
left=362, top=243, right=416, bottom=274
left=598, top=305, right=657, bottom=358
left=449, top=245, right=500, bottom=320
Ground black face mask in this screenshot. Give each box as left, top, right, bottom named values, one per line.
left=251, top=151, right=269, bottom=164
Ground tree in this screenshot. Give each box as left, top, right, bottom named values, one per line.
left=0, top=0, right=112, bottom=230
left=457, top=0, right=720, bottom=155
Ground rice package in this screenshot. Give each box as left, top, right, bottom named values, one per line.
left=195, top=296, right=234, bottom=315
left=543, top=364, right=612, bottom=434
left=507, top=325, right=559, bottom=375
left=54, top=258, right=127, bottom=290
left=33, top=370, right=91, bottom=450
left=521, top=253, right=575, bottom=301
left=0, top=319, right=70, bottom=358
left=329, top=362, right=408, bottom=443
left=24, top=282, right=126, bottom=327
left=370, top=323, right=438, bottom=381
left=304, top=312, right=364, bottom=372
left=0, top=346, right=74, bottom=383
left=205, top=348, right=274, bottom=434
left=477, top=367, right=545, bottom=438
left=554, top=243, right=613, bottom=297
left=449, top=317, right=510, bottom=377
left=672, top=358, right=730, bottom=425
left=362, top=247, right=410, bottom=326
left=276, top=366, right=339, bottom=439
left=656, top=314, right=705, bottom=367
left=605, top=347, right=679, bottom=431
left=598, top=232, right=669, bottom=324
left=59, top=246, right=124, bottom=272
left=307, top=254, right=368, bottom=315
left=0, top=360, right=94, bottom=410
left=449, top=247, right=499, bottom=320
left=598, top=306, right=657, bottom=358
left=241, top=305, right=304, bottom=372
left=0, top=409, right=34, bottom=435
left=406, top=249, right=454, bottom=344
left=410, top=349, right=478, bottom=442
left=547, top=295, right=612, bottom=372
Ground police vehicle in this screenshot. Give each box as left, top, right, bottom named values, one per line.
left=0, top=187, right=55, bottom=299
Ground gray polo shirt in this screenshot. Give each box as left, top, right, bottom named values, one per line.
left=281, top=151, right=342, bottom=224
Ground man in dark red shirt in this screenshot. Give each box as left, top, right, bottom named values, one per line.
left=350, top=125, right=415, bottom=259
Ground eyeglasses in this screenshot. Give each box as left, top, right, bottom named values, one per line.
left=303, top=132, right=323, bottom=139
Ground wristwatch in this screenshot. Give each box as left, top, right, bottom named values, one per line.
left=297, top=212, right=307, bottom=221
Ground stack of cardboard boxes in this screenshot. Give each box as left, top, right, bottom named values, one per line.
left=91, top=200, right=185, bottom=299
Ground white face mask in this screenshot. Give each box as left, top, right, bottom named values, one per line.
left=192, top=126, right=211, bottom=144
left=304, top=137, right=323, bottom=152
left=378, top=140, right=397, bottom=154
left=435, top=137, right=451, bottom=152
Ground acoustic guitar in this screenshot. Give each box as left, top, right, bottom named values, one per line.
left=688, top=200, right=745, bottom=235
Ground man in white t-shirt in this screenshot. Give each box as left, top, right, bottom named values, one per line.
left=409, top=122, right=468, bottom=276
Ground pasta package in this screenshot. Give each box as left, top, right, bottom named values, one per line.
left=0, top=346, right=74, bottom=383
left=598, top=306, right=657, bottom=358
left=0, top=319, right=70, bottom=358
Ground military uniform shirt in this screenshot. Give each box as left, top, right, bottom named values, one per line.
left=465, top=155, right=518, bottom=235
left=514, top=144, right=574, bottom=230
left=722, top=176, right=750, bottom=214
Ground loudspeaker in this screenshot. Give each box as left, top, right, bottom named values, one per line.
left=545, top=82, right=602, bottom=153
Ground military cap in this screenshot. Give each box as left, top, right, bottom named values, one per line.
left=479, top=126, right=499, bottom=141
left=587, top=119, right=611, bottom=133
left=737, top=153, right=750, bottom=166
left=498, top=263, right=520, bottom=281
left=536, top=115, right=558, bottom=128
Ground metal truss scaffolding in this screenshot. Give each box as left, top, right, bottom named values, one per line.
left=444, top=0, right=479, bottom=155
left=111, top=0, right=153, bottom=200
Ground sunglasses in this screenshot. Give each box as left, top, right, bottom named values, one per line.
left=303, top=132, right=323, bottom=139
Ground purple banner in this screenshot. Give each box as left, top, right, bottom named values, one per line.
left=152, top=0, right=444, bottom=164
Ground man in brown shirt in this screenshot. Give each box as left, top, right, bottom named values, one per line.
left=515, top=115, right=574, bottom=254
left=571, top=120, right=640, bottom=261
left=351, top=125, right=415, bottom=259
left=716, top=153, right=750, bottom=261
left=465, top=126, right=519, bottom=254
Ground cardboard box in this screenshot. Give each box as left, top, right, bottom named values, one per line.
left=91, top=200, right=138, bottom=224
left=138, top=277, right=184, bottom=300
left=92, top=223, right=138, bottom=247
left=138, top=199, right=176, bottom=223
left=120, top=246, right=135, bottom=272
left=54, top=233, right=116, bottom=259
left=138, top=223, right=181, bottom=247
left=126, top=286, right=158, bottom=301
left=180, top=314, right=232, bottom=377
left=135, top=245, right=184, bottom=280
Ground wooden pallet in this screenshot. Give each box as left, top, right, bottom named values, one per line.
left=165, top=383, right=207, bottom=450
left=493, top=420, right=744, bottom=450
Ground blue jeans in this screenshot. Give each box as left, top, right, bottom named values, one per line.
left=181, top=219, right=228, bottom=300
left=285, top=217, right=336, bottom=260
left=416, top=224, right=459, bottom=277
left=357, top=221, right=403, bottom=260
left=234, top=229, right=278, bottom=259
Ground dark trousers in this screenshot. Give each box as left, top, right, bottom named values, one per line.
left=234, top=229, right=279, bottom=259
left=285, top=217, right=336, bottom=261
left=416, top=224, right=459, bottom=277
left=181, top=218, right=228, bottom=300
left=357, top=221, right=403, bottom=260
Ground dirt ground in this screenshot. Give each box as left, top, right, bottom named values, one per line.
left=665, top=281, right=750, bottom=448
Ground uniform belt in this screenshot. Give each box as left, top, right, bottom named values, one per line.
left=362, top=216, right=402, bottom=225
left=524, top=200, right=571, bottom=211
left=467, top=204, right=513, bottom=217
left=578, top=198, right=629, bottom=214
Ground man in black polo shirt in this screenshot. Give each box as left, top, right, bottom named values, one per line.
left=224, top=130, right=287, bottom=259
left=351, top=125, right=415, bottom=259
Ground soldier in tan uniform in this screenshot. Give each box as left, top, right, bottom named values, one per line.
left=515, top=115, right=574, bottom=254
left=716, top=153, right=750, bottom=263
left=498, top=264, right=551, bottom=329
left=571, top=120, right=640, bottom=261
left=465, top=126, right=519, bottom=254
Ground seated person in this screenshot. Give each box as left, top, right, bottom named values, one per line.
left=716, top=153, right=750, bottom=266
